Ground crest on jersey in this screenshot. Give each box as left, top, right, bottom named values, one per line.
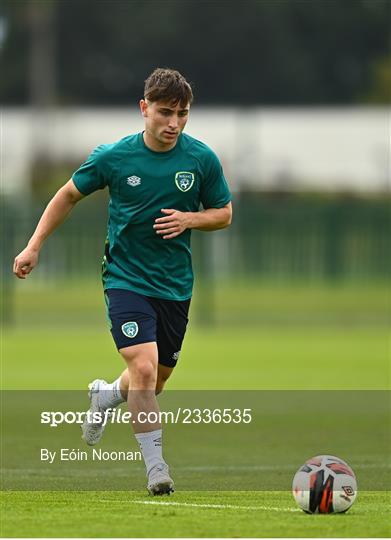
left=121, top=321, right=139, bottom=338
left=127, top=175, right=141, bottom=187
left=175, top=171, right=195, bottom=192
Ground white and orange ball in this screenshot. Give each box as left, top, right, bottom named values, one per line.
left=292, top=455, right=357, bottom=514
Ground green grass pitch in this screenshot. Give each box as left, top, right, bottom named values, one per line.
left=1, top=491, right=390, bottom=538
left=1, top=280, right=390, bottom=537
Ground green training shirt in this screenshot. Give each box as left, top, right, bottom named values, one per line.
left=72, top=132, right=231, bottom=300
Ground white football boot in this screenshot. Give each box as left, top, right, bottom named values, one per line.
left=81, top=379, right=109, bottom=446
left=147, top=463, right=174, bottom=495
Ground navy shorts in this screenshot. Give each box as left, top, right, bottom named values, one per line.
left=104, top=288, right=191, bottom=368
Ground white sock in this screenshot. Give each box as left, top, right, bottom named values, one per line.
left=98, top=377, right=125, bottom=410
left=135, top=429, right=164, bottom=474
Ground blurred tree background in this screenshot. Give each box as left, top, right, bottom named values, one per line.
left=1, top=0, right=390, bottom=106
left=1, top=0, right=390, bottom=329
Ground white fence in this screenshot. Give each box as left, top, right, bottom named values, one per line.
left=2, top=106, right=390, bottom=194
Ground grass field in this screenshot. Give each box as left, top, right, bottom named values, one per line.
left=2, top=491, right=390, bottom=538
left=1, top=280, right=390, bottom=537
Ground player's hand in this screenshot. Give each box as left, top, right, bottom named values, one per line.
left=13, top=246, right=40, bottom=279
left=154, top=209, right=192, bottom=240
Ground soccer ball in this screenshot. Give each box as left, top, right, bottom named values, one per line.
left=292, top=455, right=357, bottom=514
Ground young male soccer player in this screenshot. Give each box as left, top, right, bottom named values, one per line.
left=13, top=68, right=232, bottom=495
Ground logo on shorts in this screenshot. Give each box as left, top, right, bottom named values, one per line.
left=127, top=175, right=141, bottom=187
left=121, top=321, right=139, bottom=338
left=172, top=351, right=180, bottom=361
left=175, top=172, right=194, bottom=192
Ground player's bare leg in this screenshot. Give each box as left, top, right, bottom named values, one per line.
left=81, top=362, right=173, bottom=446
left=118, top=363, right=174, bottom=396
left=120, top=342, right=174, bottom=495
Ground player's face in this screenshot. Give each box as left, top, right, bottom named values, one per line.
left=140, top=99, right=190, bottom=151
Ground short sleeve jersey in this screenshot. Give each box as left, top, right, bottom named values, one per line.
left=72, top=132, right=231, bottom=300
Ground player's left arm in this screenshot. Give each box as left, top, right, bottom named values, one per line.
left=154, top=202, right=232, bottom=240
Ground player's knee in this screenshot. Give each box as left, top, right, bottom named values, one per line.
left=131, top=357, right=157, bottom=385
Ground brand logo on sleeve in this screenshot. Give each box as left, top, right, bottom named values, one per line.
left=175, top=172, right=195, bottom=192
left=127, top=175, right=141, bottom=187
left=121, top=321, right=139, bottom=338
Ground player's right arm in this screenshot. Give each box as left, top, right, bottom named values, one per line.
left=13, top=179, right=84, bottom=279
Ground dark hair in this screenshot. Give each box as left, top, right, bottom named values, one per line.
left=144, top=68, right=193, bottom=107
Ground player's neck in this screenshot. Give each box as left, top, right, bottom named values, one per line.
left=143, top=131, right=178, bottom=153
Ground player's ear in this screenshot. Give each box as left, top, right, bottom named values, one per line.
left=140, top=99, right=148, bottom=117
